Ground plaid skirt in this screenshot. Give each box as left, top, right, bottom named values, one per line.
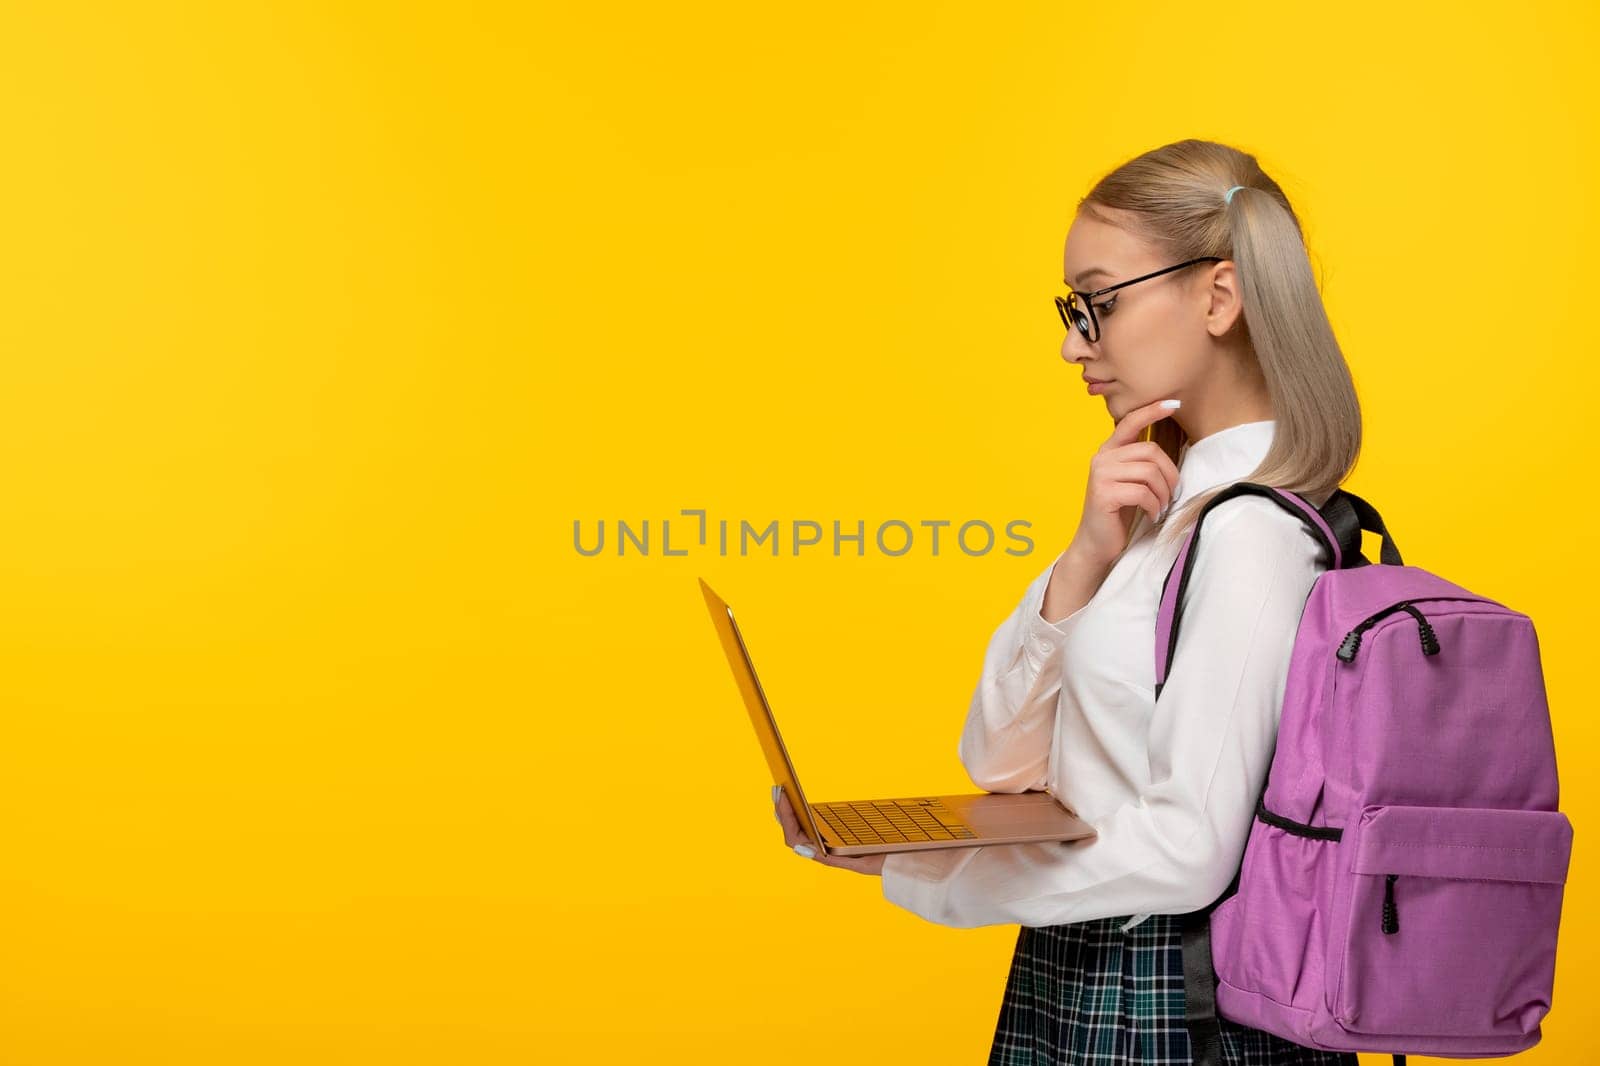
left=988, top=913, right=1360, bottom=1065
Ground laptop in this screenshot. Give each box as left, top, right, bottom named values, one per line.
left=699, top=578, right=1097, bottom=856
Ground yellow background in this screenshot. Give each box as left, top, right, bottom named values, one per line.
left=0, top=1, right=1592, bottom=1062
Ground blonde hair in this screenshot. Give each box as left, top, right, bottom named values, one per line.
left=1079, top=139, right=1362, bottom=554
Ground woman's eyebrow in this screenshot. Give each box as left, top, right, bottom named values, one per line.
left=1065, top=267, right=1114, bottom=286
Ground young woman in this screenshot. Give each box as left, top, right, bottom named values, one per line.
left=774, top=138, right=1362, bottom=1065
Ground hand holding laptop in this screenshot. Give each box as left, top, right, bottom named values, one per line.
left=774, top=785, right=885, bottom=876
left=700, top=577, right=1096, bottom=861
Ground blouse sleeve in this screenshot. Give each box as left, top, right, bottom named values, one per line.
left=881, top=498, right=1327, bottom=928
left=957, top=554, right=1093, bottom=794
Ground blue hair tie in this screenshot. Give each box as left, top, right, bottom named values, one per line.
left=1224, top=184, right=1246, bottom=204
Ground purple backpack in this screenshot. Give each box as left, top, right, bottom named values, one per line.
left=1158, top=483, right=1573, bottom=1066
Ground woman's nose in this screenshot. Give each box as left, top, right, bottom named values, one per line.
left=1061, top=328, right=1093, bottom=364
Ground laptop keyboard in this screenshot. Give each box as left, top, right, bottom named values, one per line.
left=812, top=797, right=978, bottom=845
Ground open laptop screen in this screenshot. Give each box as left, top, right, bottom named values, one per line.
left=699, top=578, right=826, bottom=852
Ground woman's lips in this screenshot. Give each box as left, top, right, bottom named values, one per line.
left=1086, top=379, right=1114, bottom=395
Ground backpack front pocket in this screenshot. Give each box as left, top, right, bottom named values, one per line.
left=1328, top=803, right=1572, bottom=1039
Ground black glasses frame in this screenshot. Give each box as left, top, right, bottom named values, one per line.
left=1056, top=256, right=1225, bottom=343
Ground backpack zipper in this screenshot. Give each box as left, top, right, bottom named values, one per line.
left=1336, top=601, right=1440, bottom=662
left=1382, top=873, right=1400, bottom=934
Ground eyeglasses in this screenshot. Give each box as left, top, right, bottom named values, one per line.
left=1056, top=256, right=1225, bottom=343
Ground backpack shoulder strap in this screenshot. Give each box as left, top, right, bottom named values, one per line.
left=1154, top=483, right=1407, bottom=701
left=1153, top=482, right=1343, bottom=702
left=1319, top=487, right=1404, bottom=568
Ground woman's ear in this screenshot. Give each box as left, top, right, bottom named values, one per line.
left=1204, top=260, right=1245, bottom=337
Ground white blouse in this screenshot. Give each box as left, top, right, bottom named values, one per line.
left=881, top=419, right=1329, bottom=932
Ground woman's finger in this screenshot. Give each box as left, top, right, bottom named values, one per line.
left=1101, top=458, right=1172, bottom=520
left=819, top=854, right=870, bottom=872
left=774, top=787, right=814, bottom=853
left=1103, top=397, right=1181, bottom=450
left=1109, top=440, right=1180, bottom=499
left=1106, top=480, right=1164, bottom=525
left=818, top=852, right=887, bottom=876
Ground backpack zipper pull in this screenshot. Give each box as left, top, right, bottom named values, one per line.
left=1400, top=604, right=1440, bottom=656
left=1382, top=873, right=1400, bottom=934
